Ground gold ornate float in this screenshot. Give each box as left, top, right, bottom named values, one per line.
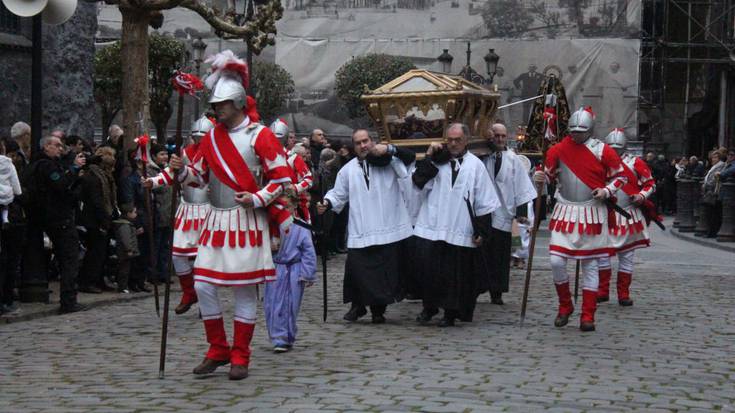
left=361, top=69, right=500, bottom=155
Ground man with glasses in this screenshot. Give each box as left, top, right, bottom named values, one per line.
left=26, top=135, right=87, bottom=313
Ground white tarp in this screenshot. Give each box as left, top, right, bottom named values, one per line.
left=277, top=37, right=641, bottom=135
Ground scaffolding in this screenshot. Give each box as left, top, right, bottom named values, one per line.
left=639, top=0, right=735, bottom=155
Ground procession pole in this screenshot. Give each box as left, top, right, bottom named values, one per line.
left=573, top=260, right=580, bottom=303
left=519, top=77, right=558, bottom=327
left=159, top=72, right=204, bottom=379
left=320, top=172, right=328, bottom=322
left=519, top=173, right=545, bottom=326
left=137, top=112, right=161, bottom=318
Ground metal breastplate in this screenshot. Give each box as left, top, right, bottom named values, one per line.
left=182, top=185, right=209, bottom=204
left=557, top=160, right=593, bottom=202
left=615, top=154, right=638, bottom=209
left=207, top=125, right=264, bottom=209
left=181, top=154, right=209, bottom=204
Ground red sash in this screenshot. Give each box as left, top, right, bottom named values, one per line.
left=555, top=136, right=606, bottom=190
left=199, top=125, right=260, bottom=193
left=620, top=162, right=639, bottom=196
left=183, top=142, right=200, bottom=162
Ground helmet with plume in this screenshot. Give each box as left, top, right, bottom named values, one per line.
left=270, top=118, right=289, bottom=139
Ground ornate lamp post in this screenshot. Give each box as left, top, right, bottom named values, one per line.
left=191, top=37, right=208, bottom=119
left=484, top=48, right=500, bottom=85
left=437, top=49, right=454, bottom=74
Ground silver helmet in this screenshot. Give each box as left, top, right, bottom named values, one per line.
left=191, top=116, right=215, bottom=142
left=604, top=128, right=627, bottom=150
left=568, top=106, right=595, bottom=134
left=208, top=77, right=247, bottom=109
left=270, top=118, right=289, bottom=139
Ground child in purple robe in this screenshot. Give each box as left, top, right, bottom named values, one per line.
left=264, top=189, right=317, bottom=352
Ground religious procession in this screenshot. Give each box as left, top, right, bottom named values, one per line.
left=141, top=50, right=661, bottom=380
left=3, top=0, right=735, bottom=410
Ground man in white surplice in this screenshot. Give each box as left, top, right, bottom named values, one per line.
left=479, top=123, right=537, bottom=305
left=411, top=123, right=501, bottom=327
left=317, top=129, right=415, bottom=324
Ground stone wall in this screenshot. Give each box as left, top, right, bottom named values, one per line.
left=42, top=2, right=97, bottom=139
left=0, top=2, right=97, bottom=139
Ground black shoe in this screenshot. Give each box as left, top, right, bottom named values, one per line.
left=79, top=286, right=103, bottom=294
left=438, top=317, right=455, bottom=327
left=98, top=283, right=116, bottom=292
left=580, top=321, right=596, bottom=332
left=554, top=314, right=571, bottom=327
left=343, top=306, right=367, bottom=322
left=59, top=303, right=89, bottom=314
left=137, top=284, right=152, bottom=293
left=597, top=296, right=609, bottom=303
left=416, top=308, right=438, bottom=325
left=371, top=314, right=386, bottom=324
left=129, top=284, right=141, bottom=293
left=490, top=292, right=504, bottom=305
left=618, top=298, right=634, bottom=306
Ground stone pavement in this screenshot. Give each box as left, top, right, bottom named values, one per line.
left=0, top=283, right=157, bottom=324
left=1, top=226, right=733, bottom=412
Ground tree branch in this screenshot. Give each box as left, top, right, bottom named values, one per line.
left=181, top=0, right=283, bottom=53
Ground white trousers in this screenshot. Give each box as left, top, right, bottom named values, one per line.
left=173, top=256, right=194, bottom=276
left=194, top=282, right=258, bottom=324
left=598, top=250, right=635, bottom=273
left=550, top=255, right=599, bottom=292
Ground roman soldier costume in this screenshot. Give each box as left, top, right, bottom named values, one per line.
left=270, top=119, right=313, bottom=222
left=177, top=50, right=293, bottom=380
left=150, top=115, right=214, bottom=315
left=598, top=129, right=655, bottom=306
left=542, top=107, right=626, bottom=331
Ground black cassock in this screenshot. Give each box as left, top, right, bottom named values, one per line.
left=484, top=227, right=512, bottom=294
left=415, top=230, right=490, bottom=322
left=343, top=240, right=406, bottom=307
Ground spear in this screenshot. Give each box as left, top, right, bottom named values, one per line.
left=135, top=115, right=160, bottom=318
left=159, top=71, right=204, bottom=379
left=519, top=75, right=567, bottom=326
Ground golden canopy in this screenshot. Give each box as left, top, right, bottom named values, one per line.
left=361, top=69, right=500, bottom=154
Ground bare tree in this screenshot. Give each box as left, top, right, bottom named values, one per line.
left=100, top=0, right=283, bottom=149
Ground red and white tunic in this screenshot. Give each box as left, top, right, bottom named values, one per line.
left=179, top=117, right=293, bottom=286
left=287, top=152, right=313, bottom=223
left=545, top=136, right=626, bottom=259
left=150, top=144, right=210, bottom=257
left=608, top=153, right=655, bottom=253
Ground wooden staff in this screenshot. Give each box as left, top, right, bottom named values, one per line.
left=159, top=71, right=203, bottom=379
left=136, top=113, right=160, bottom=318
left=519, top=76, right=562, bottom=326
left=574, top=260, right=580, bottom=303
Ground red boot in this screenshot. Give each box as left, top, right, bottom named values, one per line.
left=597, top=267, right=611, bottom=303
left=580, top=290, right=598, bottom=332
left=617, top=271, right=633, bottom=306
left=193, top=318, right=230, bottom=375
left=554, top=282, right=574, bottom=327
left=230, top=321, right=254, bottom=380
left=175, top=273, right=199, bottom=314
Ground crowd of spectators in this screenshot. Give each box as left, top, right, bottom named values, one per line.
left=644, top=147, right=735, bottom=238
left=0, top=122, right=355, bottom=316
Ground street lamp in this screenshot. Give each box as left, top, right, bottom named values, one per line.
left=437, top=49, right=454, bottom=74
left=191, top=37, right=207, bottom=119
left=484, top=48, right=500, bottom=85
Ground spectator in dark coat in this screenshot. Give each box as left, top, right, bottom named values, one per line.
left=77, top=146, right=118, bottom=293
left=25, top=135, right=87, bottom=313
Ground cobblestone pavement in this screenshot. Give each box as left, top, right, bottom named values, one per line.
left=1, top=226, right=734, bottom=412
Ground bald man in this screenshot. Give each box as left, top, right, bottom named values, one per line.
left=479, top=123, right=536, bottom=305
